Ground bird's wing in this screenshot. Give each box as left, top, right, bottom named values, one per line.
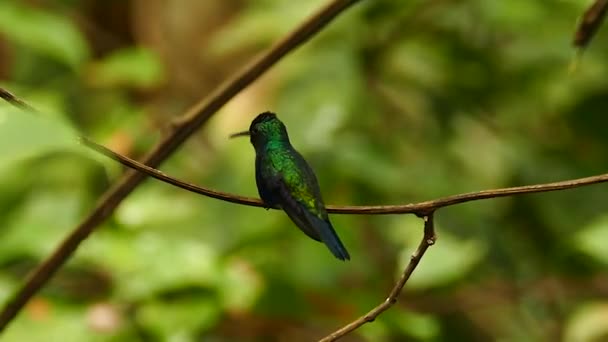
left=275, top=178, right=322, bottom=242
left=277, top=179, right=350, bottom=260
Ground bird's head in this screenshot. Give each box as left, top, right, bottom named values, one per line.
left=231, top=112, right=289, bottom=148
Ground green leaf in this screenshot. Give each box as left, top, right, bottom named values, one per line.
left=1, top=301, right=128, bottom=342
left=218, top=258, right=264, bottom=313
left=80, top=230, right=223, bottom=300
left=395, top=216, right=487, bottom=289
left=136, top=296, right=221, bottom=340
left=564, top=302, right=608, bottom=342
left=209, top=1, right=328, bottom=55
left=0, top=108, right=77, bottom=170
left=0, top=190, right=84, bottom=260
left=386, top=309, right=441, bottom=340
left=0, top=2, right=89, bottom=68
left=86, top=47, right=165, bottom=89
left=574, top=215, right=608, bottom=263
left=2, top=305, right=87, bottom=342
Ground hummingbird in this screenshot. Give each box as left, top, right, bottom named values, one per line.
left=231, top=112, right=350, bottom=260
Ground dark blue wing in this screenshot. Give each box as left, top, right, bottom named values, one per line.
left=276, top=179, right=322, bottom=242
left=277, top=180, right=350, bottom=260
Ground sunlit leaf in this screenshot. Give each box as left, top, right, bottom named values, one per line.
left=217, top=258, right=264, bottom=313
left=395, top=217, right=487, bottom=289
left=86, top=47, right=165, bottom=89
left=574, top=215, right=608, bottom=263
left=564, top=302, right=608, bottom=342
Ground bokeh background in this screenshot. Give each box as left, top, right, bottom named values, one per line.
left=1, top=0, right=608, bottom=341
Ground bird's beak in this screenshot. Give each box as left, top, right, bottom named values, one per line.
left=230, top=130, right=250, bottom=139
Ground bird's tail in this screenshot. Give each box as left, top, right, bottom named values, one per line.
left=307, top=213, right=350, bottom=261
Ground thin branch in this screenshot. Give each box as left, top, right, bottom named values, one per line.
left=80, top=136, right=268, bottom=208
left=573, top=0, right=608, bottom=49
left=0, top=0, right=362, bottom=332
left=81, top=136, right=608, bottom=216
left=0, top=88, right=37, bottom=112
left=319, top=214, right=437, bottom=342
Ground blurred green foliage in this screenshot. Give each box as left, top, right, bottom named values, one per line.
left=1, top=0, right=608, bottom=341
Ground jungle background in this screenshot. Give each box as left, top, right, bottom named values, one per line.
left=1, top=0, right=608, bottom=341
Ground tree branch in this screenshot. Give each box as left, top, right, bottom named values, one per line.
left=0, top=88, right=36, bottom=112
left=0, top=0, right=362, bottom=332
left=319, top=214, right=437, bottom=342
left=573, top=0, right=608, bottom=49
left=81, top=136, right=608, bottom=216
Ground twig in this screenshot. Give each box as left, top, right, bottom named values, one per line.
left=81, top=137, right=608, bottom=216
left=0, top=0, right=362, bottom=332
left=0, top=88, right=37, bottom=112
left=573, top=0, right=608, bottom=49
left=319, top=214, right=437, bottom=342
